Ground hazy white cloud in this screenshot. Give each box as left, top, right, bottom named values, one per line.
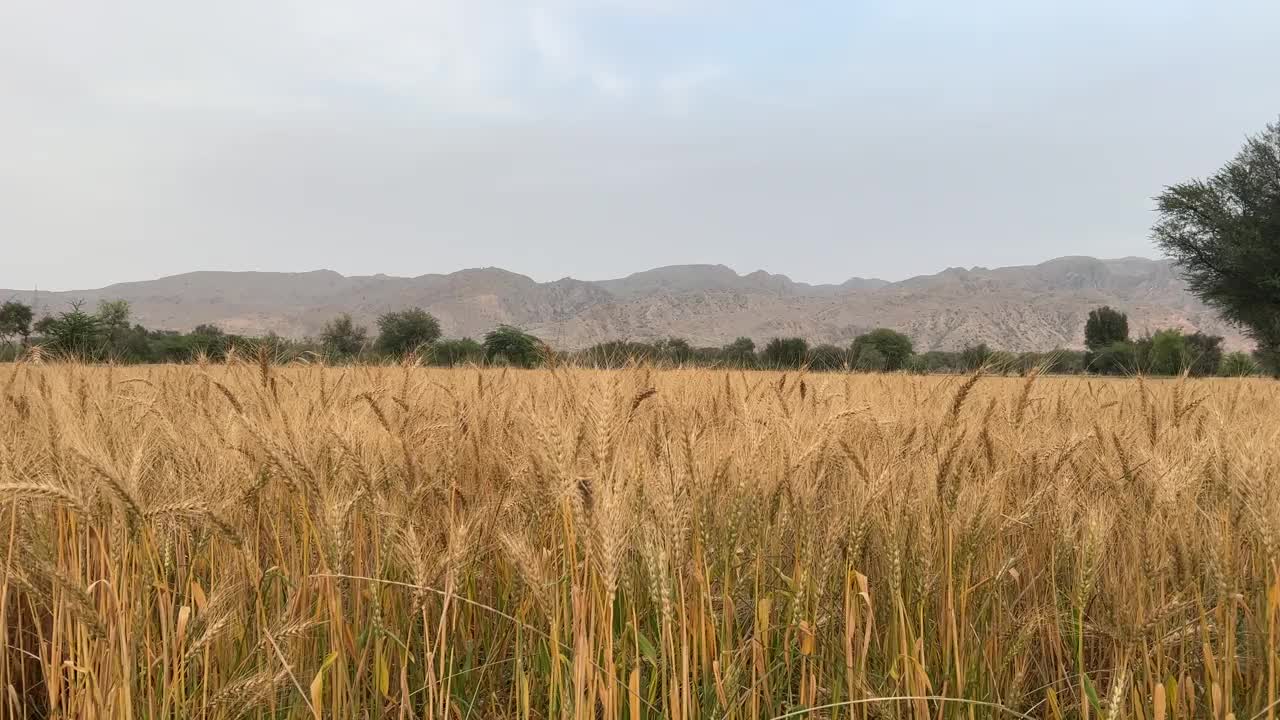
left=659, top=64, right=727, bottom=113
left=529, top=6, right=630, bottom=99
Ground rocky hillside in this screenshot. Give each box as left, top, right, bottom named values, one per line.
left=1, top=256, right=1247, bottom=351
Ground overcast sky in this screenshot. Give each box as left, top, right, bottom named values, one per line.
left=2, top=0, right=1278, bottom=290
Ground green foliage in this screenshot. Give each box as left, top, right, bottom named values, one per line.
left=854, top=345, right=887, bottom=372
left=430, top=338, right=484, bottom=367
left=721, top=337, right=756, bottom=368
left=376, top=308, right=441, bottom=357
left=806, top=344, right=848, bottom=371
left=43, top=301, right=103, bottom=358
left=95, top=299, right=136, bottom=359
left=320, top=313, right=368, bottom=358
left=1219, top=351, right=1259, bottom=377
left=483, top=325, right=543, bottom=368
left=578, top=341, right=657, bottom=368
left=654, top=337, right=693, bottom=365
left=849, top=328, right=914, bottom=371
left=97, top=300, right=131, bottom=333
left=960, top=343, right=993, bottom=371
left=1146, top=330, right=1190, bottom=375
left=1088, top=341, right=1138, bottom=376
left=1154, top=119, right=1280, bottom=373
left=1084, top=306, right=1129, bottom=350
left=1013, top=349, right=1086, bottom=375
left=761, top=337, right=808, bottom=369
left=1183, top=332, right=1224, bottom=377
left=190, top=324, right=230, bottom=358
left=0, top=301, right=34, bottom=346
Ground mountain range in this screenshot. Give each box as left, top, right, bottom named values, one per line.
left=1, top=256, right=1247, bottom=351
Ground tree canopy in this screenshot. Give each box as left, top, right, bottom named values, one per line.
left=1153, top=119, right=1280, bottom=373
left=376, top=308, right=441, bottom=357
left=0, top=301, right=34, bottom=346
left=761, top=337, right=808, bottom=368
left=849, top=328, right=914, bottom=371
left=321, top=313, right=368, bottom=357
left=483, top=326, right=543, bottom=368
left=1084, top=306, right=1129, bottom=350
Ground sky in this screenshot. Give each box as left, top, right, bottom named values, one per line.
left=2, top=0, right=1278, bottom=291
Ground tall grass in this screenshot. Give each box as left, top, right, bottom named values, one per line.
left=1, top=359, right=1277, bottom=718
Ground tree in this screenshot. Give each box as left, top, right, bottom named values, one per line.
left=193, top=324, right=225, bottom=339
left=97, top=300, right=131, bottom=334
left=849, top=328, right=914, bottom=371
left=761, top=337, right=808, bottom=369
left=1084, top=307, right=1129, bottom=350
left=483, top=326, right=543, bottom=368
left=0, top=301, right=34, bottom=347
left=44, top=301, right=102, bottom=358
left=1153, top=119, right=1280, bottom=374
left=655, top=338, right=693, bottom=365
left=376, top=308, right=441, bottom=357
left=191, top=324, right=229, bottom=358
left=1220, top=351, right=1259, bottom=377
left=1089, top=341, right=1138, bottom=376
left=721, top=337, right=756, bottom=367
left=807, top=344, right=848, bottom=371
left=960, top=343, right=993, bottom=371
left=1147, top=330, right=1189, bottom=375
left=320, top=313, right=369, bottom=358
left=1183, top=332, right=1224, bottom=377
left=96, top=299, right=134, bottom=358
left=853, top=346, right=887, bottom=372
left=431, top=338, right=484, bottom=367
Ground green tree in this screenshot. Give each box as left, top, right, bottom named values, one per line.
left=96, top=299, right=134, bottom=358
left=761, top=337, right=808, bottom=369
left=655, top=338, right=693, bottom=365
left=0, top=301, right=34, bottom=348
left=193, top=324, right=224, bottom=338
left=376, top=308, right=441, bottom=357
left=1153, top=119, right=1280, bottom=374
left=960, top=343, right=993, bottom=371
left=849, top=328, right=914, bottom=371
left=191, top=324, right=228, bottom=356
left=579, top=341, right=657, bottom=368
left=483, top=325, right=543, bottom=368
left=1183, top=332, right=1224, bottom=377
left=1089, top=341, right=1137, bottom=376
left=97, top=300, right=131, bottom=334
left=1220, top=351, right=1259, bottom=377
left=320, top=313, right=369, bottom=358
left=45, top=301, right=102, bottom=358
left=853, top=345, right=887, bottom=372
left=1084, top=306, right=1129, bottom=350
left=721, top=337, right=756, bottom=367
left=1146, top=330, right=1190, bottom=375
left=807, top=344, right=848, bottom=371
left=431, top=338, right=484, bottom=367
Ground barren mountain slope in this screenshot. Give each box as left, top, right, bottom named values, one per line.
left=2, top=256, right=1247, bottom=351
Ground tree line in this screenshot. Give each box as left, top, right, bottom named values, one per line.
left=0, top=301, right=548, bottom=368
left=3, top=117, right=1276, bottom=374
left=0, top=296, right=1267, bottom=376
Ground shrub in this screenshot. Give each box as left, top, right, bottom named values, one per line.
left=761, top=337, right=808, bottom=369
left=376, top=308, right=441, bottom=357
left=849, top=328, right=914, bottom=371
left=484, top=325, right=543, bottom=368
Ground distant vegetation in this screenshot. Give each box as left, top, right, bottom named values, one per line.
left=0, top=294, right=1270, bottom=377
left=1, top=118, right=1274, bottom=377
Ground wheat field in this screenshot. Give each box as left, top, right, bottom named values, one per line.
left=0, top=359, right=1277, bottom=719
